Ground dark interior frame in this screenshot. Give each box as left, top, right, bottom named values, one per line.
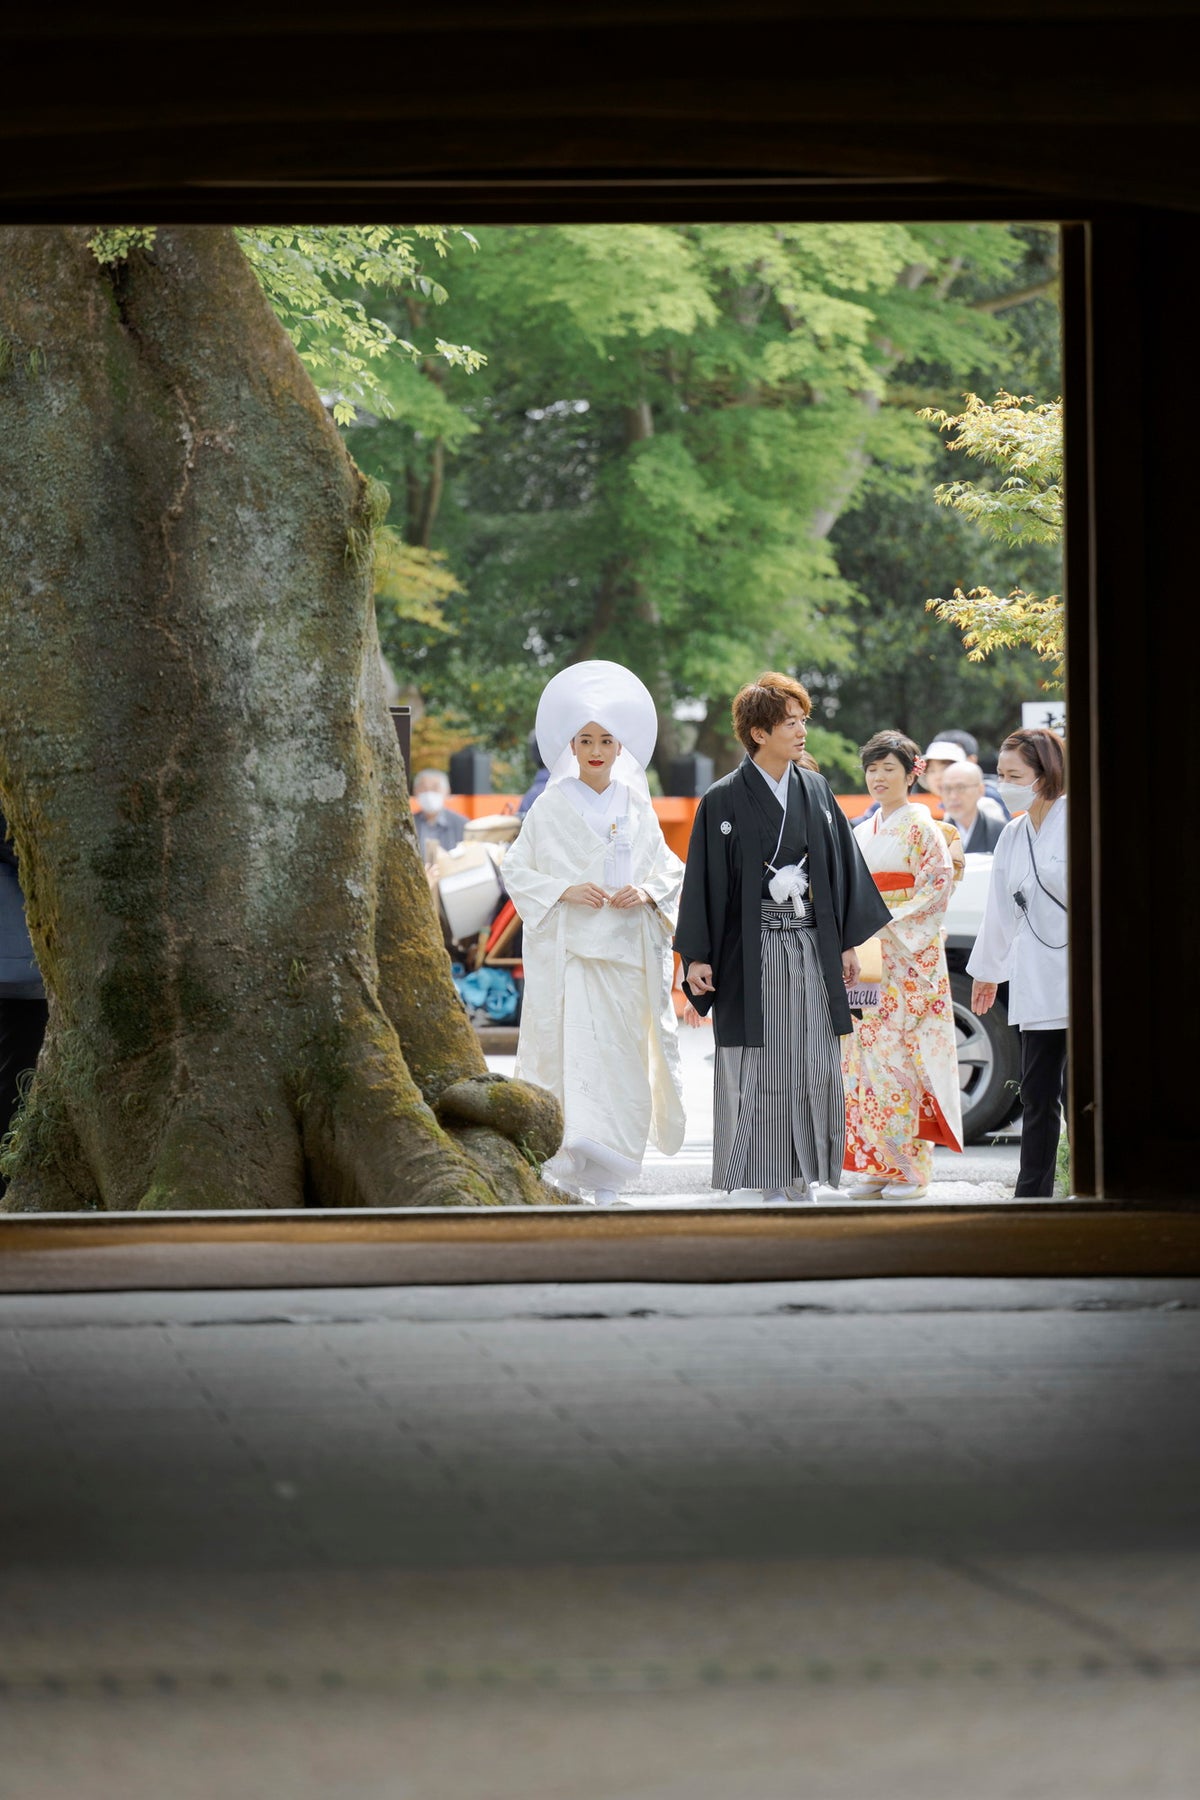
left=1, top=171, right=1195, bottom=1288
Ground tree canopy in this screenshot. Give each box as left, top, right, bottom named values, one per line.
left=344, top=221, right=1061, bottom=783
left=91, top=224, right=486, bottom=426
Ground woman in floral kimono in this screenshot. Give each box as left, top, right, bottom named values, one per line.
left=502, top=660, right=686, bottom=1205
left=842, top=730, right=963, bottom=1198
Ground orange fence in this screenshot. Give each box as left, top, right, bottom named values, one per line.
left=415, top=790, right=943, bottom=862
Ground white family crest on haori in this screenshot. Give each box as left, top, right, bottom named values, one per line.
left=720, top=819, right=733, bottom=836
left=503, top=660, right=686, bottom=1202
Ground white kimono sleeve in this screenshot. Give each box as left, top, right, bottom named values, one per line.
left=501, top=805, right=571, bottom=933
left=637, top=834, right=684, bottom=934
left=966, top=823, right=1020, bottom=985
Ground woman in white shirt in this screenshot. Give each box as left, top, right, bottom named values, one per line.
left=967, top=728, right=1068, bottom=1197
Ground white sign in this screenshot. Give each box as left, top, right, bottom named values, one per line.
left=846, top=983, right=880, bottom=1011
left=1022, top=700, right=1065, bottom=735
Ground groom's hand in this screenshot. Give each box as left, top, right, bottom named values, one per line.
left=686, top=962, right=715, bottom=995
left=841, top=949, right=861, bottom=986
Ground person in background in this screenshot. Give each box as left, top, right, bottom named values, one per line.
left=857, top=737, right=965, bottom=880
left=842, top=732, right=963, bottom=1200
left=968, top=727, right=1068, bottom=1198
left=0, top=807, right=47, bottom=1186
left=939, top=760, right=1007, bottom=853
left=412, top=768, right=466, bottom=862
left=518, top=730, right=549, bottom=819
left=919, top=737, right=970, bottom=814
left=930, top=728, right=1009, bottom=820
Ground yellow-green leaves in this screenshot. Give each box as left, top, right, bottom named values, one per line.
left=88, top=226, right=158, bottom=265
left=373, top=529, right=462, bottom=633
left=921, top=392, right=1064, bottom=678
left=235, top=226, right=485, bottom=426
left=919, top=391, right=1063, bottom=547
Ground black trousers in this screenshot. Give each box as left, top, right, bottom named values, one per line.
left=0, top=996, right=48, bottom=1164
left=1015, top=1026, right=1068, bottom=1198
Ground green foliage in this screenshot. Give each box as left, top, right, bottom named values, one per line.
left=88, top=224, right=485, bottom=429
left=925, top=585, right=1065, bottom=678
left=374, top=530, right=461, bottom=633
left=88, top=226, right=158, bottom=265
left=920, top=391, right=1064, bottom=680
left=825, top=472, right=1059, bottom=761
left=350, top=221, right=1046, bottom=772
left=920, top=391, right=1062, bottom=545
left=235, top=227, right=485, bottom=426
left=804, top=725, right=863, bottom=789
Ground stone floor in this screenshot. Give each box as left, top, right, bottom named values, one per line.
left=2, top=1277, right=1198, bottom=1798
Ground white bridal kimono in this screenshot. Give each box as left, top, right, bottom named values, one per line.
left=503, top=779, right=687, bottom=1192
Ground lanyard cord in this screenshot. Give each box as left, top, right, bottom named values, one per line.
left=1017, top=817, right=1067, bottom=950
left=764, top=800, right=788, bottom=874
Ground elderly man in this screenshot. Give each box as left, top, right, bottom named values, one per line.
left=939, top=760, right=1006, bottom=853
left=412, top=768, right=466, bottom=861
left=929, top=727, right=1010, bottom=820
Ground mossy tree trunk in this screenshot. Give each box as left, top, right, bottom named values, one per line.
left=0, top=227, right=560, bottom=1212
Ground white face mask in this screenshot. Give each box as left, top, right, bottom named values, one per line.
left=417, top=790, right=446, bottom=816
left=998, top=778, right=1036, bottom=814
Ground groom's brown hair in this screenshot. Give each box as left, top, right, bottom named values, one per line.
left=731, top=672, right=811, bottom=754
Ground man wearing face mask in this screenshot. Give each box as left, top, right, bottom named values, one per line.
left=412, top=768, right=466, bottom=861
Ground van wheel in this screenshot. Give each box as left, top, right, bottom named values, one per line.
left=950, top=971, right=1022, bottom=1143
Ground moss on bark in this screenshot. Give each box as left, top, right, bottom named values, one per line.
left=0, top=227, right=562, bottom=1211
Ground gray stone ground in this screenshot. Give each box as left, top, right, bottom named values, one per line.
left=2, top=1277, right=1198, bottom=1798
left=489, top=1025, right=1025, bottom=1203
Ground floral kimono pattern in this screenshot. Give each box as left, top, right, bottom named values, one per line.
left=842, top=803, right=964, bottom=1182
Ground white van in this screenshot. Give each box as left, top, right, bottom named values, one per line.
left=943, top=852, right=1021, bottom=1142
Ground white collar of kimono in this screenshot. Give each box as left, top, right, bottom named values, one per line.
left=561, top=777, right=629, bottom=839
left=751, top=759, right=793, bottom=807
left=535, top=659, right=657, bottom=797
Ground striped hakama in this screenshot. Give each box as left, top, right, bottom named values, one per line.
left=712, top=902, right=845, bottom=1192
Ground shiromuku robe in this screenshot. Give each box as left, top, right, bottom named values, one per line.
left=842, top=802, right=964, bottom=1182
left=502, top=781, right=686, bottom=1189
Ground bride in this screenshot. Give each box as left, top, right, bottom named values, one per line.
left=502, top=661, right=686, bottom=1204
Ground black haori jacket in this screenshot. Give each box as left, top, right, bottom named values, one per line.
left=674, top=759, right=891, bottom=1045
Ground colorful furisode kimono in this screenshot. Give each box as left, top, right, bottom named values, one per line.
left=842, top=802, right=963, bottom=1183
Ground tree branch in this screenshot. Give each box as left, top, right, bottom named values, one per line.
left=972, top=278, right=1059, bottom=314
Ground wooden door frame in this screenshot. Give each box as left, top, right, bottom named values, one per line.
left=0, top=183, right=1190, bottom=1288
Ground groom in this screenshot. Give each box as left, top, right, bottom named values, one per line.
left=675, top=673, right=888, bottom=1202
